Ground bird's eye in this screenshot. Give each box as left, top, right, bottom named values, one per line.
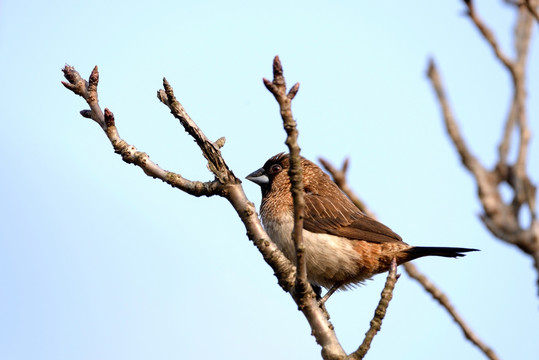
left=270, top=164, right=282, bottom=174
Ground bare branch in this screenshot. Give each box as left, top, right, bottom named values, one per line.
left=63, top=63, right=347, bottom=360
left=429, top=58, right=539, bottom=289
left=62, top=66, right=105, bottom=129
left=62, top=65, right=222, bottom=197
left=429, top=3, right=539, bottom=294
left=349, top=258, right=399, bottom=360
left=264, top=56, right=310, bottom=303
left=157, top=81, right=237, bottom=184
left=511, top=7, right=535, bottom=215
left=463, top=0, right=515, bottom=72
left=464, top=2, right=533, bottom=179
left=495, top=6, right=534, bottom=175
left=61, top=66, right=300, bottom=285
left=263, top=57, right=349, bottom=359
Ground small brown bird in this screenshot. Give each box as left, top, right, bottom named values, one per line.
left=247, top=153, right=477, bottom=303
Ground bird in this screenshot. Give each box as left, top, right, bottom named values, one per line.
left=246, top=153, right=478, bottom=304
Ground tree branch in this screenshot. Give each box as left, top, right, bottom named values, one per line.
left=263, top=56, right=310, bottom=304
left=263, top=57, right=348, bottom=359
left=463, top=0, right=515, bottom=73
left=428, top=2, right=539, bottom=294
left=157, top=81, right=236, bottom=184
left=349, top=258, right=399, bottom=360
left=61, top=65, right=223, bottom=197
left=62, top=63, right=347, bottom=360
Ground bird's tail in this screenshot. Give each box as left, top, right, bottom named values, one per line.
left=404, top=246, right=479, bottom=260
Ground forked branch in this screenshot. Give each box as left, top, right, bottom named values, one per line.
left=62, top=63, right=348, bottom=360
left=61, top=66, right=222, bottom=197
left=427, top=1, right=538, bottom=293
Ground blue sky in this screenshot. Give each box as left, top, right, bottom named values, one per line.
left=1, top=1, right=538, bottom=359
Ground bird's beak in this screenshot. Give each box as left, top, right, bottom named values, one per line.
left=246, top=168, right=269, bottom=185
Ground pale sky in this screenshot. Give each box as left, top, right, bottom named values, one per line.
left=1, top=1, right=538, bottom=359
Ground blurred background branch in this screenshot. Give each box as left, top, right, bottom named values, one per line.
left=429, top=0, right=538, bottom=294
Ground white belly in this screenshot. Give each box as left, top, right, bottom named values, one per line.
left=263, top=216, right=365, bottom=289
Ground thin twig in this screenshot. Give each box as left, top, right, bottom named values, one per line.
left=157, top=82, right=236, bottom=184
left=349, top=258, right=399, bottom=360
left=463, top=0, right=515, bottom=73
left=62, top=65, right=222, bottom=197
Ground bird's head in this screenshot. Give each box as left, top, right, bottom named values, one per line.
left=246, top=153, right=289, bottom=196
left=246, top=153, right=334, bottom=198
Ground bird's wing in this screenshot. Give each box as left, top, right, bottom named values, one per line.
left=303, top=193, right=403, bottom=244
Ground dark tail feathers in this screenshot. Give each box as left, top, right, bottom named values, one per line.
left=405, top=246, right=479, bottom=260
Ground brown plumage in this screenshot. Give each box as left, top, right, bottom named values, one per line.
left=247, top=153, right=477, bottom=301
